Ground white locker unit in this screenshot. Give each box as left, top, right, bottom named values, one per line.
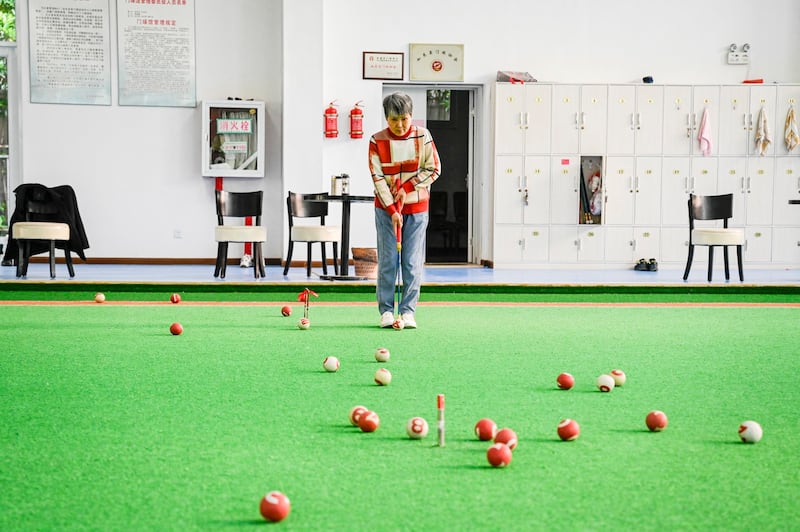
left=607, top=85, right=664, bottom=156
left=492, top=82, right=800, bottom=270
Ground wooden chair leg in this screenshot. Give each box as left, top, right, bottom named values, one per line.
left=48, top=240, right=57, bottom=279
left=214, top=242, right=226, bottom=278
left=219, top=242, right=229, bottom=278
left=305, top=242, right=312, bottom=277
left=723, top=246, right=730, bottom=281
left=16, top=241, right=24, bottom=277
left=320, top=242, right=328, bottom=275
left=64, top=249, right=75, bottom=278
left=736, top=245, right=744, bottom=281
left=682, top=244, right=695, bottom=280
left=333, top=243, right=339, bottom=276
left=707, top=247, right=714, bottom=282
left=257, top=243, right=266, bottom=278
left=251, top=242, right=262, bottom=279
left=283, top=241, right=294, bottom=276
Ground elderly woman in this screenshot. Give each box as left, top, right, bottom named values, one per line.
left=368, top=92, right=441, bottom=329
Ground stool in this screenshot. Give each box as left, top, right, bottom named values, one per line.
left=12, top=222, right=74, bottom=278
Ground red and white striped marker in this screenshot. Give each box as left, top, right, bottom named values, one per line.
left=437, top=394, right=445, bottom=447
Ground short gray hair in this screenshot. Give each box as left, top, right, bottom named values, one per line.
left=383, top=92, right=413, bottom=118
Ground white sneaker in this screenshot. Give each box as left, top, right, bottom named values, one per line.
left=380, top=311, right=394, bottom=328
left=401, top=312, right=417, bottom=329
left=239, top=254, right=253, bottom=268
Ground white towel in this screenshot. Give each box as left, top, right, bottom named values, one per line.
left=785, top=106, right=799, bottom=152
left=697, top=108, right=712, bottom=156
left=754, top=107, right=772, bottom=156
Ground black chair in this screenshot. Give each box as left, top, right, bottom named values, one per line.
left=214, top=190, right=266, bottom=279
left=682, top=193, right=744, bottom=282
left=283, top=192, right=340, bottom=277
left=10, top=184, right=86, bottom=279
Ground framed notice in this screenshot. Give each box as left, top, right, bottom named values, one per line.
left=409, top=43, right=464, bottom=82
left=362, top=52, right=404, bottom=80
left=117, top=0, right=196, bottom=107
left=28, top=0, right=112, bottom=105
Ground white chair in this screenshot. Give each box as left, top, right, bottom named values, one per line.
left=682, top=193, right=744, bottom=282
left=283, top=192, right=340, bottom=276
left=214, top=190, right=267, bottom=279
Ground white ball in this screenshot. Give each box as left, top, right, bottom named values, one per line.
left=406, top=417, right=429, bottom=439
left=392, top=318, right=404, bottom=330
left=322, top=356, right=340, bottom=372
left=374, top=367, right=392, bottom=386
left=610, top=369, right=626, bottom=387
left=738, top=420, right=763, bottom=443
left=596, top=374, right=615, bottom=392
left=374, top=347, right=391, bottom=362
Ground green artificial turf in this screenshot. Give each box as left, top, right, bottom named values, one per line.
left=1, top=302, right=798, bottom=530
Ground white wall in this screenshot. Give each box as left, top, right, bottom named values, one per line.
left=11, top=0, right=800, bottom=263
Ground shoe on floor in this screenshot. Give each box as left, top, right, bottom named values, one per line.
left=647, top=258, right=658, bottom=271
left=239, top=254, right=253, bottom=268
left=401, top=312, right=417, bottom=329
left=380, top=311, right=394, bottom=328
left=633, top=258, right=648, bottom=271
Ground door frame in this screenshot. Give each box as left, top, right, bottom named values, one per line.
left=382, top=83, right=485, bottom=264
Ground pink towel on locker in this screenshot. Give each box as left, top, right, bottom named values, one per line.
left=697, top=108, right=712, bottom=156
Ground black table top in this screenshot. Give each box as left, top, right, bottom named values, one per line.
left=789, top=199, right=800, bottom=205
left=310, top=193, right=374, bottom=202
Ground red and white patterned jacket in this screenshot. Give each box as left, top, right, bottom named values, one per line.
left=368, top=125, right=441, bottom=216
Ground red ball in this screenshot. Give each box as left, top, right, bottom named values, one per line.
left=281, top=305, right=292, bottom=317
left=349, top=405, right=368, bottom=426
left=474, top=418, right=498, bottom=441
left=358, top=410, right=380, bottom=432
left=169, top=293, right=181, bottom=304
left=646, top=410, right=668, bottom=432
left=169, top=322, right=183, bottom=335
left=259, top=491, right=290, bottom=522
left=486, top=442, right=513, bottom=468
left=494, top=428, right=518, bottom=450
left=556, top=372, right=575, bottom=390
left=557, top=419, right=580, bottom=441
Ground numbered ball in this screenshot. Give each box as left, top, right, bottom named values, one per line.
left=406, top=417, right=429, bottom=439
left=297, top=318, right=310, bottom=330
left=494, top=428, right=518, bottom=450
left=349, top=405, right=368, bottom=426
left=259, top=491, right=290, bottom=522
left=169, top=322, right=183, bottom=335
left=474, top=418, right=498, bottom=441
left=557, top=372, right=575, bottom=390
left=94, top=292, right=105, bottom=303
left=323, top=356, right=340, bottom=372
left=392, top=319, right=404, bottom=330
left=374, top=347, right=391, bottom=362
left=358, top=410, right=380, bottom=432
left=374, top=367, right=392, bottom=386
left=646, top=410, right=668, bottom=432
left=487, top=442, right=513, bottom=468
left=557, top=419, right=580, bottom=441
left=610, top=369, right=626, bottom=387
left=738, top=420, right=763, bottom=443
left=169, top=293, right=181, bottom=304
left=281, top=305, right=292, bottom=317
left=596, top=374, right=615, bottom=392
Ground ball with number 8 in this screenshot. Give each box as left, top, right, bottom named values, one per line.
left=406, top=416, right=429, bottom=439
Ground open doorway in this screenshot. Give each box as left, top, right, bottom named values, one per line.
left=381, top=85, right=476, bottom=264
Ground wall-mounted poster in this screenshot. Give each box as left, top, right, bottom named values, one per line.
left=28, top=0, right=112, bottom=105
left=117, top=0, right=196, bottom=107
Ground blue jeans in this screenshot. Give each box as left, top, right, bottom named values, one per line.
left=375, top=208, right=428, bottom=315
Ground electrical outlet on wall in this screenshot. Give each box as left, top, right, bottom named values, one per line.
left=727, top=51, right=749, bottom=65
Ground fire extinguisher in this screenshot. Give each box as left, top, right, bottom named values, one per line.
left=324, top=101, right=338, bottom=138
left=349, top=101, right=364, bottom=139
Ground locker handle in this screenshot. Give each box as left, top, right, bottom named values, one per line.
left=574, top=112, right=580, bottom=129
left=523, top=188, right=529, bottom=206
left=635, top=112, right=641, bottom=130
left=580, top=112, right=586, bottom=130
left=629, top=113, right=635, bottom=131
left=742, top=113, right=748, bottom=130
left=523, top=112, right=530, bottom=130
